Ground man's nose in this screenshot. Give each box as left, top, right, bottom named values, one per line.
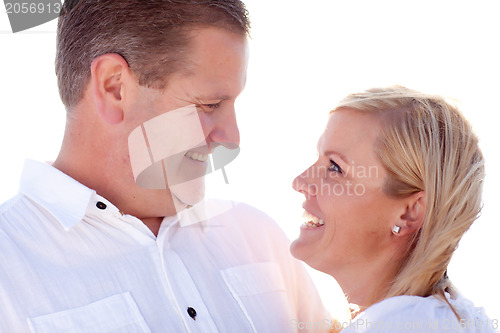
left=206, top=105, right=240, bottom=149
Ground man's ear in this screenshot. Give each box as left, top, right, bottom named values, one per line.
left=90, top=53, right=131, bottom=125
left=396, top=191, right=426, bottom=236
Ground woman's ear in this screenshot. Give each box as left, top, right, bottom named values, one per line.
left=395, top=191, right=426, bottom=236
left=90, top=53, right=131, bottom=125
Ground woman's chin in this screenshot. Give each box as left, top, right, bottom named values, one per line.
left=289, top=238, right=303, bottom=261
left=291, top=221, right=326, bottom=252
left=290, top=235, right=320, bottom=266
left=290, top=226, right=337, bottom=275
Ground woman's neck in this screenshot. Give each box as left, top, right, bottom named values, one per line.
left=335, top=255, right=402, bottom=313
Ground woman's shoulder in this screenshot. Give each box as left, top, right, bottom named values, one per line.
left=341, top=293, right=497, bottom=332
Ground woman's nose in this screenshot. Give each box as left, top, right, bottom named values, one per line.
left=292, top=167, right=318, bottom=198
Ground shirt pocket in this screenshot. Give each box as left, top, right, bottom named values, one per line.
left=221, top=262, right=295, bottom=333
left=27, top=292, right=151, bottom=333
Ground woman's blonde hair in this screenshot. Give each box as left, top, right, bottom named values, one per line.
left=332, top=86, right=485, bottom=307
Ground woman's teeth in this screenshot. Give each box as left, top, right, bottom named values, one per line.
left=302, top=211, right=325, bottom=228
left=185, top=151, right=208, bottom=162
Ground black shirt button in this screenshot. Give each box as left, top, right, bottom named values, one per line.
left=96, top=201, right=107, bottom=210
left=187, top=307, right=197, bottom=320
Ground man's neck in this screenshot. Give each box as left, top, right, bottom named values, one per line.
left=53, top=127, right=177, bottom=236
left=141, top=216, right=164, bottom=237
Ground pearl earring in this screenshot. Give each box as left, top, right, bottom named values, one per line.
left=392, top=225, right=401, bottom=234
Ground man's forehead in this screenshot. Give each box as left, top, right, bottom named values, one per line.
left=188, top=28, right=248, bottom=64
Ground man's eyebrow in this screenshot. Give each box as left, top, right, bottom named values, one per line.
left=198, top=95, right=231, bottom=102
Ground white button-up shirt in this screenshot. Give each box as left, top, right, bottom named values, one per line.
left=340, top=293, right=496, bottom=333
left=0, top=160, right=330, bottom=333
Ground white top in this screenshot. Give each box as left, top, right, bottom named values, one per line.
left=340, top=292, right=497, bottom=333
left=0, top=160, right=330, bottom=333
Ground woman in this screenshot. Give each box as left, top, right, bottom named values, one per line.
left=291, top=86, right=496, bottom=332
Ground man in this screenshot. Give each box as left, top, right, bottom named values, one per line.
left=0, top=0, right=329, bottom=332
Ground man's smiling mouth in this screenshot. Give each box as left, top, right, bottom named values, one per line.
left=185, top=150, right=209, bottom=162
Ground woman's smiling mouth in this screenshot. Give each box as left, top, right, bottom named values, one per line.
left=302, top=210, right=325, bottom=229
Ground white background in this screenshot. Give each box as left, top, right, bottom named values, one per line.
left=1, top=0, right=499, bottom=322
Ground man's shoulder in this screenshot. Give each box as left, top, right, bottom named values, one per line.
left=0, top=195, right=32, bottom=255
left=0, top=194, right=25, bottom=226
left=202, top=198, right=290, bottom=245
left=0, top=194, right=20, bottom=213
left=205, top=198, right=280, bottom=229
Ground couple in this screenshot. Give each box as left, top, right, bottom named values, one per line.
left=0, top=0, right=494, bottom=332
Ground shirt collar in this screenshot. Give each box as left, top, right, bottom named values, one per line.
left=18, top=160, right=235, bottom=233
left=18, top=159, right=96, bottom=231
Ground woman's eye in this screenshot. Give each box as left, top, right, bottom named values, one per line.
left=328, top=159, right=343, bottom=174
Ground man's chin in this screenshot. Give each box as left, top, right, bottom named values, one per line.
left=170, top=178, right=206, bottom=214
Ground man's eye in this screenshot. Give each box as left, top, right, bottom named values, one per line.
left=195, top=103, right=221, bottom=113
left=207, top=103, right=220, bottom=109
left=203, top=103, right=221, bottom=111
left=328, top=159, right=343, bottom=174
